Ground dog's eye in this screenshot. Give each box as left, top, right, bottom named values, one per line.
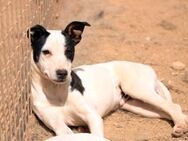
left=42, top=50, right=51, bottom=55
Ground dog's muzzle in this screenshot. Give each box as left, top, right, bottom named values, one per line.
left=56, top=69, right=68, bottom=82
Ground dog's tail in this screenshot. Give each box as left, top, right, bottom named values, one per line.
left=156, top=80, right=172, bottom=102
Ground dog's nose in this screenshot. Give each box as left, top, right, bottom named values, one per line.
left=56, top=69, right=68, bottom=80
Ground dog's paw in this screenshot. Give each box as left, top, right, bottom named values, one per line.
left=172, top=116, right=188, bottom=137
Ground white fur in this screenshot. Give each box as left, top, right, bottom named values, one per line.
left=31, top=30, right=188, bottom=141
left=37, top=30, right=72, bottom=82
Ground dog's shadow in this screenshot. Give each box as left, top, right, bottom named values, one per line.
left=34, top=112, right=90, bottom=135
left=34, top=113, right=55, bottom=135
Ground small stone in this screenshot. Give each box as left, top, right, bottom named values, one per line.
left=145, top=36, right=151, bottom=41
left=171, top=61, right=185, bottom=70
left=163, top=80, right=176, bottom=90
left=167, top=80, right=174, bottom=89
left=171, top=72, right=179, bottom=76
left=55, top=14, right=59, bottom=19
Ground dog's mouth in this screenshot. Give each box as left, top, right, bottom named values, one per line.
left=52, top=79, right=68, bottom=84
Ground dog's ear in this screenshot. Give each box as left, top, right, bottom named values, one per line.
left=64, top=21, right=90, bottom=45
left=27, top=25, right=49, bottom=42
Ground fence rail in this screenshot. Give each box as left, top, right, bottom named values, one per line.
left=0, top=0, right=58, bottom=140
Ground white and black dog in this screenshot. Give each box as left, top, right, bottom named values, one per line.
left=28, top=21, right=188, bottom=141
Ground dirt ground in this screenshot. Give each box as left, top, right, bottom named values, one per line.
left=27, top=0, right=188, bottom=140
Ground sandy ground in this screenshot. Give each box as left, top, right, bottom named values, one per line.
left=27, top=0, right=188, bottom=140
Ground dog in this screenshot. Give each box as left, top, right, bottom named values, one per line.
left=27, top=21, right=188, bottom=141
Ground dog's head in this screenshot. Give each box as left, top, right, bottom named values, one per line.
left=27, top=21, right=90, bottom=83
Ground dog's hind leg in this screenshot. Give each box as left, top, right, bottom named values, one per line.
left=121, top=99, right=171, bottom=119
left=120, top=79, right=188, bottom=137
left=120, top=80, right=172, bottom=119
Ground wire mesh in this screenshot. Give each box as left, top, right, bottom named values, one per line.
left=0, top=0, right=57, bottom=140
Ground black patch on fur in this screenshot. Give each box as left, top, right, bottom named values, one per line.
left=32, top=34, right=49, bottom=62
left=70, top=71, right=85, bottom=94
left=62, top=32, right=76, bottom=62
left=28, top=25, right=50, bottom=62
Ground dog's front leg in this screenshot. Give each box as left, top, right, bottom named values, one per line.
left=33, top=105, right=73, bottom=135
left=69, top=92, right=104, bottom=137
left=85, top=111, right=104, bottom=137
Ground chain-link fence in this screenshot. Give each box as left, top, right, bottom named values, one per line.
left=0, top=0, right=59, bottom=140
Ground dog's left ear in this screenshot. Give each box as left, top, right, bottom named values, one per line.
left=64, top=21, right=90, bottom=45
left=27, top=24, right=49, bottom=43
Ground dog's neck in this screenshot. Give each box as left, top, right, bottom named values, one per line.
left=41, top=77, right=69, bottom=106
left=31, top=59, right=70, bottom=106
